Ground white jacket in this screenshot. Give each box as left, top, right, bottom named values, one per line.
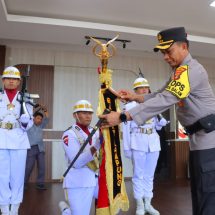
left=0, top=91, right=33, bottom=149
left=123, top=101, right=167, bottom=153
left=62, top=124, right=100, bottom=188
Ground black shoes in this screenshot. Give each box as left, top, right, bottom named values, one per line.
left=36, top=184, right=47, bottom=190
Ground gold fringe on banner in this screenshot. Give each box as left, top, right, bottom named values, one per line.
left=97, top=88, right=129, bottom=215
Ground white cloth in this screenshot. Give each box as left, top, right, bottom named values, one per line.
left=132, top=150, right=159, bottom=199
left=0, top=149, right=27, bottom=205
left=122, top=101, right=166, bottom=200
left=63, top=187, right=96, bottom=215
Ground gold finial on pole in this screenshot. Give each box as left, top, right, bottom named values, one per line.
left=91, top=35, right=119, bottom=60
left=91, top=35, right=119, bottom=87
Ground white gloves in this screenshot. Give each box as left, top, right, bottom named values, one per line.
left=19, top=113, right=31, bottom=124
left=124, top=150, right=132, bottom=159
left=19, top=113, right=33, bottom=130
left=155, top=125, right=163, bottom=131
left=158, top=118, right=168, bottom=126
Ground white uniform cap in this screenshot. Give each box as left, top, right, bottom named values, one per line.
left=73, top=100, right=94, bottom=113
left=2, top=66, right=21, bottom=79
left=133, top=77, right=150, bottom=89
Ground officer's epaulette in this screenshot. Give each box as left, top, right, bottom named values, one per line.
left=74, top=125, right=81, bottom=131
left=64, top=125, right=73, bottom=132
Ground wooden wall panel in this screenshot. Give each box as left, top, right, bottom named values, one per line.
left=170, top=140, right=189, bottom=179
left=0, top=45, right=6, bottom=75
left=16, top=64, right=54, bottom=182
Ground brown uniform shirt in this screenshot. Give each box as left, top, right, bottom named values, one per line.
left=129, top=53, right=215, bottom=151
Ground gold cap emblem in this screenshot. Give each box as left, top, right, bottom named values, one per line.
left=157, top=34, right=163, bottom=43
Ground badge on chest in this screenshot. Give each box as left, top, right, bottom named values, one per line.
left=7, top=103, right=15, bottom=110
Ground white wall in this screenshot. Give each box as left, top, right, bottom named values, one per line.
left=5, top=44, right=215, bottom=178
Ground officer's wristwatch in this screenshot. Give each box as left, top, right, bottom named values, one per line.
left=119, top=112, right=127, bottom=123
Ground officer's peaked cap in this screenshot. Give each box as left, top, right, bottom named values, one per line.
left=154, top=27, right=188, bottom=52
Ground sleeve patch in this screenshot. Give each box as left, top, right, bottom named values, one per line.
left=165, top=65, right=190, bottom=99
left=63, top=135, right=69, bottom=146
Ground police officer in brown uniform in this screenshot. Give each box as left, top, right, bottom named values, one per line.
left=100, top=27, right=215, bottom=215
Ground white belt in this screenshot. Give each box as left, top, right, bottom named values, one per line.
left=131, top=127, right=155, bottom=135
left=0, top=122, right=20, bottom=130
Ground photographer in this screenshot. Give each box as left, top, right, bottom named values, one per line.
left=24, top=104, right=49, bottom=190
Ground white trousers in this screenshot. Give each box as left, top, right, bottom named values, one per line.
left=132, top=150, right=159, bottom=199
left=62, top=187, right=97, bottom=215
left=0, top=149, right=27, bottom=205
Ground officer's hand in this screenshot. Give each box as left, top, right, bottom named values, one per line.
left=118, top=90, right=135, bottom=102
left=19, top=113, right=31, bottom=124
left=99, top=112, right=121, bottom=128
left=118, top=90, right=144, bottom=103
left=100, top=111, right=132, bottom=128
left=124, top=150, right=132, bottom=159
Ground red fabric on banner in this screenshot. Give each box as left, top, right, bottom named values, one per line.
left=97, top=142, right=109, bottom=208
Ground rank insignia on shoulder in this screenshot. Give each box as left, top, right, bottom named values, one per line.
left=165, top=65, right=190, bottom=99
left=64, top=125, right=73, bottom=132
left=173, top=66, right=187, bottom=80
left=74, top=125, right=81, bottom=131
left=63, top=135, right=69, bottom=146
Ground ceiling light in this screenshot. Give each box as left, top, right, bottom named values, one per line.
left=210, top=1, right=215, bottom=7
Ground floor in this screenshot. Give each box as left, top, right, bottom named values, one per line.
left=19, top=179, right=192, bottom=215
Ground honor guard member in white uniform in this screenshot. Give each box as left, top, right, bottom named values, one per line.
left=59, top=100, right=100, bottom=215
left=0, top=66, right=33, bottom=215
left=123, top=78, right=167, bottom=215
left=100, top=27, right=215, bottom=215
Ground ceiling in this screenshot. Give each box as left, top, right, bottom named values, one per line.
left=1, top=0, right=215, bottom=58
